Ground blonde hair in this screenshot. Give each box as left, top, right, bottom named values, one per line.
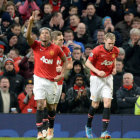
left=104, top=33, right=116, bottom=41
left=51, top=31, right=62, bottom=41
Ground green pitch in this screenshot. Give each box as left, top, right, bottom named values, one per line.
left=0, top=138, right=140, bottom=140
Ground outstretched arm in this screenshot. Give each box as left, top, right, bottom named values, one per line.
left=26, top=12, right=35, bottom=46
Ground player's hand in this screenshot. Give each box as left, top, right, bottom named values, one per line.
left=29, top=11, right=35, bottom=22
left=56, top=65, right=62, bottom=73
left=112, top=68, right=116, bottom=75
left=97, top=71, right=106, bottom=77
left=54, top=75, right=63, bottom=82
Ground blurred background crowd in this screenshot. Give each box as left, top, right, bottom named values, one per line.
left=0, top=0, right=140, bottom=115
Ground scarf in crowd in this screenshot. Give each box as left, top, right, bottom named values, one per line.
left=123, top=85, right=133, bottom=90
left=73, top=84, right=85, bottom=92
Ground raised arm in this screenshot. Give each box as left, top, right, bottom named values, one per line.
left=26, top=12, right=35, bottom=46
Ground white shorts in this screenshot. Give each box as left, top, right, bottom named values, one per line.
left=90, top=75, right=113, bottom=102
left=55, top=85, right=63, bottom=103
left=33, top=75, right=58, bottom=104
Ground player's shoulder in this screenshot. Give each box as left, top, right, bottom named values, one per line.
left=62, top=45, right=70, bottom=51
left=113, top=46, right=119, bottom=53
left=51, top=43, right=61, bottom=49
left=93, top=44, right=103, bottom=51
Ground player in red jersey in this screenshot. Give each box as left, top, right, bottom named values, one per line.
left=85, top=33, right=119, bottom=139
left=42, top=31, right=73, bottom=139
left=26, top=12, right=66, bottom=140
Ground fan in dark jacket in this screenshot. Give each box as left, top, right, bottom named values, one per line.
left=66, top=74, right=91, bottom=113
left=116, top=73, right=140, bottom=114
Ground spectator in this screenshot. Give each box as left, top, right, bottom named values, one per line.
left=131, top=17, right=140, bottom=29
left=96, top=0, right=123, bottom=24
left=0, top=77, right=19, bottom=113
left=10, top=23, right=29, bottom=55
left=18, top=49, right=34, bottom=79
left=5, top=32, right=18, bottom=54
left=0, top=44, right=7, bottom=73
left=8, top=48, right=22, bottom=73
left=0, top=58, right=24, bottom=96
left=66, top=14, right=80, bottom=32
left=18, top=0, right=40, bottom=22
left=64, top=5, right=78, bottom=27
left=66, top=74, right=91, bottom=113
left=123, top=28, right=140, bottom=77
left=65, top=60, right=89, bottom=91
left=64, top=29, right=85, bottom=53
left=41, top=3, right=53, bottom=28
left=83, top=43, right=93, bottom=60
left=82, top=3, right=103, bottom=38
left=0, top=0, right=7, bottom=16
left=18, top=78, right=36, bottom=113
left=112, top=58, right=124, bottom=114
left=116, top=73, right=140, bottom=114
left=93, top=29, right=105, bottom=48
left=115, top=8, right=134, bottom=42
left=122, top=28, right=140, bottom=50
left=47, top=12, right=65, bottom=31
left=42, top=0, right=70, bottom=13
left=102, top=16, right=122, bottom=47
left=117, top=47, right=125, bottom=61
left=74, top=22, right=93, bottom=45
left=5, top=1, right=22, bottom=24
left=0, top=12, right=12, bottom=39
left=129, top=0, right=140, bottom=17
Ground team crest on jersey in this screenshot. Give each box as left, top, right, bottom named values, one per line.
left=112, top=53, right=115, bottom=58
left=89, top=52, right=93, bottom=57
left=50, top=50, right=54, bottom=56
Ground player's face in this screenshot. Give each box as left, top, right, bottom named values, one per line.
left=55, top=35, right=64, bottom=47
left=104, top=38, right=115, bottom=51
left=39, top=29, right=51, bottom=42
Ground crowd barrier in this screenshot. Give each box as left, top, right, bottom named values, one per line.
left=0, top=114, right=140, bottom=138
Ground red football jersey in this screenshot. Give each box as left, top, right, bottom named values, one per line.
left=30, top=40, right=65, bottom=81
left=57, top=45, right=72, bottom=85
left=88, top=45, right=119, bottom=77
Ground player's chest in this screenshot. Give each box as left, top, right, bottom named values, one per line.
left=36, top=47, right=57, bottom=59
left=98, top=52, right=116, bottom=61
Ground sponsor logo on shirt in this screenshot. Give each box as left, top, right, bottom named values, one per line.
left=101, top=60, right=113, bottom=66
left=40, top=56, right=53, bottom=64
left=57, top=60, right=62, bottom=65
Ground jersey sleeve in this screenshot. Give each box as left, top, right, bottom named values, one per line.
left=30, top=40, right=40, bottom=50
left=65, top=47, right=72, bottom=61
left=88, top=48, right=98, bottom=63
left=116, top=47, right=120, bottom=58
left=58, top=47, right=65, bottom=59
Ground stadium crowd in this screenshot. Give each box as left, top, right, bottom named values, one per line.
left=0, top=0, right=140, bottom=115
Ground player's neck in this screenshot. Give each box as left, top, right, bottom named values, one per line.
left=41, top=41, right=51, bottom=47
left=104, top=45, right=113, bottom=52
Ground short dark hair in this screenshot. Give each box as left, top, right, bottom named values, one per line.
left=73, top=47, right=82, bottom=52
